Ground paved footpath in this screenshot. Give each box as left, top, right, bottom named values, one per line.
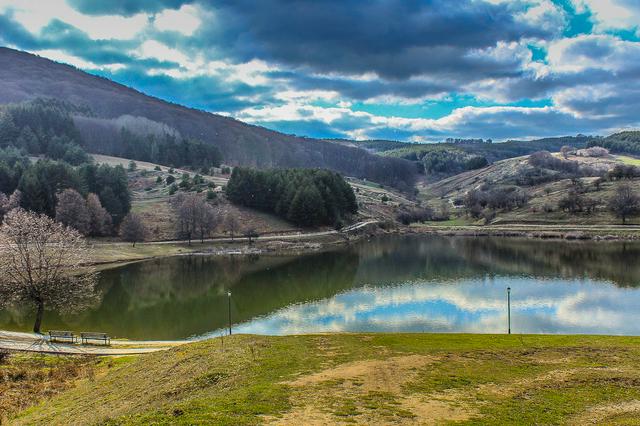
left=0, top=331, right=183, bottom=356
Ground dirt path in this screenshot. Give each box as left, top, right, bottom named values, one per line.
left=96, top=219, right=379, bottom=247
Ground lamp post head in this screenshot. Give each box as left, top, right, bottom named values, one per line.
left=507, top=287, right=511, bottom=292
left=227, top=291, right=231, bottom=297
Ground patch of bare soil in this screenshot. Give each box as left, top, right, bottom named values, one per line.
left=269, top=354, right=477, bottom=425
left=569, top=400, right=640, bottom=425
left=286, top=355, right=431, bottom=393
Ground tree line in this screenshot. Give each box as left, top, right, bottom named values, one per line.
left=78, top=123, right=223, bottom=171
left=226, top=168, right=358, bottom=227
left=0, top=99, right=223, bottom=172
left=0, top=147, right=131, bottom=226
left=587, top=131, right=640, bottom=155
left=0, top=98, right=91, bottom=165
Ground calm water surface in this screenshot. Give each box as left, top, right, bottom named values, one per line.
left=1, top=235, right=639, bottom=340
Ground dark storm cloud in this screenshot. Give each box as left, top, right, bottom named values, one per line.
left=200, top=0, right=553, bottom=80
left=267, top=70, right=454, bottom=100
left=67, top=0, right=193, bottom=16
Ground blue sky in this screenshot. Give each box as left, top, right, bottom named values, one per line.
left=0, top=0, right=639, bottom=142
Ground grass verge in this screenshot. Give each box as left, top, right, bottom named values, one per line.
left=5, top=333, right=640, bottom=425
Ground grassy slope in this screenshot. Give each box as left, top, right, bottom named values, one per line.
left=93, top=154, right=416, bottom=242
left=420, top=153, right=640, bottom=226
left=9, top=334, right=640, bottom=425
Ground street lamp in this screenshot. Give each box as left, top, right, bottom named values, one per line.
left=507, top=287, right=511, bottom=335
left=227, top=290, right=232, bottom=336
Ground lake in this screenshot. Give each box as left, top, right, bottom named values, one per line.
left=1, top=235, right=639, bottom=340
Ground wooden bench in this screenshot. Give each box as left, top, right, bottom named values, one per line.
left=80, top=332, right=111, bottom=346
left=48, top=330, right=77, bottom=344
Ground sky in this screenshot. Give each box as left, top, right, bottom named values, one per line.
left=0, top=0, right=639, bottom=142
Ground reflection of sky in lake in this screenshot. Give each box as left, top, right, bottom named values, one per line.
left=206, top=276, right=640, bottom=337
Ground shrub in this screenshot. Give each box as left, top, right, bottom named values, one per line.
left=576, top=147, right=609, bottom=157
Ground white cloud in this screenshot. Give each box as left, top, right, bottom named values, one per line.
left=547, top=34, right=640, bottom=73
left=31, top=49, right=124, bottom=72
left=137, top=39, right=191, bottom=65
left=0, top=0, right=147, bottom=40
left=572, top=0, right=640, bottom=34
left=154, top=4, right=202, bottom=36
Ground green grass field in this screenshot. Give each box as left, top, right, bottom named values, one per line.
left=615, top=155, right=640, bottom=166
left=5, top=333, right=640, bottom=425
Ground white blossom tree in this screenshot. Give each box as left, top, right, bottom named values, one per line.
left=0, top=209, right=98, bottom=333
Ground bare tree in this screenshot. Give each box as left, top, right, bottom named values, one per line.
left=224, top=215, right=240, bottom=241
left=197, top=203, right=218, bottom=242
left=608, top=184, right=640, bottom=224
left=244, top=227, right=259, bottom=245
left=55, top=189, right=91, bottom=235
left=0, top=189, right=21, bottom=223
left=560, top=145, right=573, bottom=159
left=86, top=193, right=112, bottom=236
left=0, top=209, right=98, bottom=333
left=173, top=194, right=219, bottom=243
left=119, top=213, right=147, bottom=246
left=175, top=194, right=199, bottom=245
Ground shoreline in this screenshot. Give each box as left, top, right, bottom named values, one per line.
left=89, top=222, right=640, bottom=269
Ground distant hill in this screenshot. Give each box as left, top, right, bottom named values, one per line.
left=0, top=47, right=416, bottom=191
left=588, top=131, right=640, bottom=155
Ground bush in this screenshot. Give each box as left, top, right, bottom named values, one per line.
left=464, top=186, right=528, bottom=216
left=396, top=207, right=434, bottom=225
left=607, top=164, right=640, bottom=181
left=576, top=147, right=609, bottom=157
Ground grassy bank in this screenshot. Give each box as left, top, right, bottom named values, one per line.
left=6, top=333, right=640, bottom=424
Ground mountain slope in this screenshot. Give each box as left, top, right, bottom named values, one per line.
left=0, top=47, right=416, bottom=190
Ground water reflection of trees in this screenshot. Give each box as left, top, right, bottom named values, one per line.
left=351, top=236, right=640, bottom=288
left=2, top=236, right=639, bottom=339
left=1, top=252, right=360, bottom=340
left=452, top=237, right=640, bottom=287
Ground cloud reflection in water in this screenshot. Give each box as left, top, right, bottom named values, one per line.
left=225, top=276, right=640, bottom=336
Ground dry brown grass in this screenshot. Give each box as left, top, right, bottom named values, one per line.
left=0, top=352, right=99, bottom=424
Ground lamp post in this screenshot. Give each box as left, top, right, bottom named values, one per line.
left=507, top=287, right=511, bottom=335
left=227, top=290, right=232, bottom=336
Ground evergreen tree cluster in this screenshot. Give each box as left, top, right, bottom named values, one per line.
left=0, top=99, right=222, bottom=171
left=0, top=148, right=131, bottom=224
left=588, top=131, right=640, bottom=155
left=0, top=99, right=91, bottom=165
left=84, top=128, right=223, bottom=170
left=226, top=168, right=358, bottom=227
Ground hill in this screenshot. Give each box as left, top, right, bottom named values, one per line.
left=0, top=48, right=416, bottom=191
left=93, top=154, right=416, bottom=242
left=6, top=334, right=640, bottom=424
left=588, top=131, right=640, bottom=155
left=419, top=150, right=640, bottom=226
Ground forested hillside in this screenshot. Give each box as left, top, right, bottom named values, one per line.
left=0, top=48, right=417, bottom=191
left=588, top=131, right=640, bottom=155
